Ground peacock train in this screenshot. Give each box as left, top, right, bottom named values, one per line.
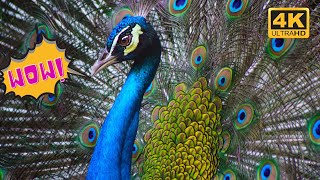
left=0, top=0, right=320, bottom=179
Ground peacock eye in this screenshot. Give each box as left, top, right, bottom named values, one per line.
left=220, top=131, right=231, bottom=153
left=257, top=160, right=279, bottom=180
left=119, top=35, right=132, bottom=46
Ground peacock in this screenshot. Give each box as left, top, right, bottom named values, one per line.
left=0, top=0, right=320, bottom=179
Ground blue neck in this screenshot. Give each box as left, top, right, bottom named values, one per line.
left=87, top=45, right=160, bottom=179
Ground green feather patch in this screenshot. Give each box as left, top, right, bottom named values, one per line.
left=168, top=0, right=192, bottom=17
left=143, top=78, right=222, bottom=179
left=78, top=123, right=100, bottom=148
left=214, top=67, right=233, bottom=92
left=213, top=96, right=222, bottom=112
left=0, top=168, right=7, bottom=180
left=190, top=45, right=207, bottom=70
left=226, top=0, right=249, bottom=19
left=308, top=115, right=320, bottom=146
left=220, top=131, right=231, bottom=153
left=20, top=23, right=55, bottom=53
left=266, top=38, right=295, bottom=60
left=38, top=83, right=63, bottom=108
left=144, top=80, right=156, bottom=98
left=221, top=169, right=237, bottom=180
left=37, top=24, right=55, bottom=39
left=256, top=159, right=280, bottom=180
left=132, top=140, right=143, bottom=162
left=234, top=103, right=255, bottom=130
left=113, top=7, right=133, bottom=27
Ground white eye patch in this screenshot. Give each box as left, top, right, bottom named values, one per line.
left=110, top=26, right=130, bottom=55
left=124, top=24, right=143, bottom=56
left=109, top=24, right=143, bottom=56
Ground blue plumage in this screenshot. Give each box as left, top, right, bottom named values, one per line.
left=87, top=16, right=161, bottom=179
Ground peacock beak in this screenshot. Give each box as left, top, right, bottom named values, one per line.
left=91, top=48, right=120, bottom=76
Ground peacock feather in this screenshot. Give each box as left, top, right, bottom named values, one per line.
left=142, top=78, right=223, bottom=179
left=0, top=0, right=320, bottom=179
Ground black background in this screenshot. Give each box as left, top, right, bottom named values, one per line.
left=271, top=10, right=307, bottom=29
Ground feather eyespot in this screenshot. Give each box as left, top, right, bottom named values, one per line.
left=214, top=67, right=233, bottom=91
left=119, top=35, right=132, bottom=47
left=36, top=30, right=44, bottom=44
left=47, top=94, right=56, bottom=102
left=113, top=7, right=133, bottom=27
left=195, top=56, right=202, bottom=65
left=168, top=0, right=192, bottom=16
left=220, top=131, right=231, bottom=153
left=39, top=83, right=63, bottom=108
left=132, top=140, right=142, bottom=162
left=308, top=115, right=320, bottom=145
left=79, top=123, right=100, bottom=148
left=234, top=104, right=254, bottom=130
left=271, top=38, right=284, bottom=52
left=22, top=24, right=55, bottom=53
left=257, top=160, right=279, bottom=180
left=218, top=76, right=227, bottom=86
left=191, top=46, right=207, bottom=70
left=28, top=29, right=45, bottom=49
left=144, top=80, right=156, bottom=98
left=37, top=24, right=54, bottom=39
left=28, top=30, right=38, bottom=49
left=35, top=24, right=54, bottom=45
left=133, top=144, right=138, bottom=154
left=226, top=0, right=249, bottom=18
left=312, top=120, right=320, bottom=139
left=173, top=0, right=188, bottom=10
left=261, top=164, right=272, bottom=179
left=223, top=169, right=236, bottom=180
left=266, top=38, right=294, bottom=60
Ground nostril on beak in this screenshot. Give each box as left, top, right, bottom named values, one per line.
left=100, top=53, right=107, bottom=61
left=98, top=47, right=109, bottom=61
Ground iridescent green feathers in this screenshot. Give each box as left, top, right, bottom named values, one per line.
left=168, top=0, right=192, bottom=17
left=140, top=0, right=320, bottom=179
left=256, top=159, right=280, bottom=180
left=79, top=123, right=100, bottom=148
left=113, top=7, right=134, bottom=27
left=226, top=0, right=249, bottom=19
left=308, top=114, right=320, bottom=146
left=19, top=24, right=56, bottom=53
left=143, top=78, right=223, bottom=179
left=266, top=38, right=295, bottom=60
left=118, top=0, right=319, bottom=179
left=191, top=46, right=207, bottom=70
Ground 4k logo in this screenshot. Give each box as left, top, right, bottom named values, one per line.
left=268, top=8, right=310, bottom=38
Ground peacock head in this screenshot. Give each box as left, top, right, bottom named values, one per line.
left=91, top=16, right=159, bottom=76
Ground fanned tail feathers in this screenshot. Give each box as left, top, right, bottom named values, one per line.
left=142, top=0, right=320, bottom=179
left=0, top=0, right=320, bottom=179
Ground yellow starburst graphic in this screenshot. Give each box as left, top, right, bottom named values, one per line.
left=2, top=37, right=78, bottom=99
